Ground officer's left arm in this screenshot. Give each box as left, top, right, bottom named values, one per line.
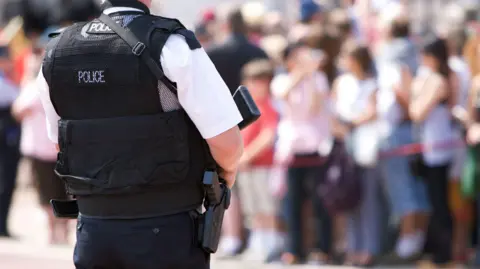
left=160, top=34, right=244, bottom=187
left=159, top=34, right=243, bottom=140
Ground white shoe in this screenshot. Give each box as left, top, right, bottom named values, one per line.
left=216, top=236, right=242, bottom=258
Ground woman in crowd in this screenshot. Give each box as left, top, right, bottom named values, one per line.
left=464, top=27, right=480, bottom=267
left=409, top=36, right=455, bottom=266
left=376, top=13, right=430, bottom=262
left=11, top=33, right=70, bottom=244
left=331, top=41, right=381, bottom=267
left=445, top=27, right=474, bottom=264
left=271, top=42, right=332, bottom=265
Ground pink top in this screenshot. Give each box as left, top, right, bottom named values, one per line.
left=271, top=71, right=332, bottom=161
left=17, top=81, right=57, bottom=161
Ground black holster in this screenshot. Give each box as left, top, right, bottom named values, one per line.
left=197, top=171, right=231, bottom=254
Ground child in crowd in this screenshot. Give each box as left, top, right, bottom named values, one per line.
left=236, top=59, right=282, bottom=261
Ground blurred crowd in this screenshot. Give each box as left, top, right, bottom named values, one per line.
left=198, top=0, right=480, bottom=268
left=2, top=0, right=480, bottom=268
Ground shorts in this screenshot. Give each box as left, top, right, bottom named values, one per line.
left=236, top=168, right=277, bottom=217
left=449, top=181, right=474, bottom=222
left=26, top=157, right=68, bottom=205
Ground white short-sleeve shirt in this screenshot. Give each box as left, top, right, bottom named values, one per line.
left=37, top=7, right=242, bottom=143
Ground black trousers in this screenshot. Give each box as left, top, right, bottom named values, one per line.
left=423, top=163, right=453, bottom=265
left=284, top=153, right=332, bottom=258
left=74, top=211, right=210, bottom=269
left=0, top=109, right=20, bottom=235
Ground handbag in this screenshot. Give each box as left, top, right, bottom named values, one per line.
left=318, top=141, right=362, bottom=215
left=409, top=153, right=427, bottom=179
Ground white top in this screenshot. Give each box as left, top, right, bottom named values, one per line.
left=37, top=7, right=242, bottom=143
left=271, top=71, right=331, bottom=156
left=335, top=74, right=377, bottom=122
left=449, top=56, right=471, bottom=109
left=0, top=73, right=18, bottom=108
left=17, top=81, right=57, bottom=161
left=335, top=74, right=378, bottom=166
left=377, top=63, right=403, bottom=138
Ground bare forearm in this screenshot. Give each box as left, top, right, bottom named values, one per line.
left=278, top=71, right=307, bottom=99
left=395, top=89, right=410, bottom=112
left=207, top=127, right=244, bottom=173
left=243, top=129, right=276, bottom=162
left=352, top=107, right=376, bottom=126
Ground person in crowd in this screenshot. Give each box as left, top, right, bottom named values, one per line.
left=236, top=60, right=281, bottom=262
left=445, top=26, right=474, bottom=264
left=200, top=8, right=217, bottom=41
left=207, top=5, right=268, bottom=94
left=208, top=5, right=268, bottom=257
left=376, top=13, right=430, bottom=263
left=0, top=43, right=19, bottom=238
left=464, top=27, right=480, bottom=267
left=241, top=1, right=266, bottom=45
left=303, top=25, right=342, bottom=87
left=326, top=8, right=357, bottom=44
left=288, top=0, right=325, bottom=43
left=259, top=35, right=288, bottom=72
left=11, top=30, right=69, bottom=245
left=271, top=42, right=332, bottom=265
left=194, top=23, right=214, bottom=49
left=299, top=0, right=325, bottom=25
left=331, top=41, right=381, bottom=267
left=409, top=36, right=455, bottom=267
left=262, top=11, right=286, bottom=36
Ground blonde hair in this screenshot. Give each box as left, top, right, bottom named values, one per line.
left=260, top=34, right=288, bottom=65
left=464, top=34, right=480, bottom=77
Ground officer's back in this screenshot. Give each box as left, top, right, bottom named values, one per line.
left=37, top=0, right=244, bottom=268
left=207, top=7, right=268, bottom=94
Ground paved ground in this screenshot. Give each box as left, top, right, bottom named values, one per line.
left=0, top=164, right=407, bottom=269
left=0, top=184, right=363, bottom=269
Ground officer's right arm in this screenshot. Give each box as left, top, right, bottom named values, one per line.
left=160, top=34, right=244, bottom=187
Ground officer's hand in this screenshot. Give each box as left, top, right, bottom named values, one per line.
left=219, top=169, right=237, bottom=189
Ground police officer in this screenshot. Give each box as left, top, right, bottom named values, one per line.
left=37, top=0, right=244, bottom=268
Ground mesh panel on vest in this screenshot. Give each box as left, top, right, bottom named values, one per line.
left=113, top=13, right=180, bottom=112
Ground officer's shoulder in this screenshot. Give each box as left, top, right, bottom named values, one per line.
left=47, top=25, right=74, bottom=39
left=134, top=15, right=201, bottom=50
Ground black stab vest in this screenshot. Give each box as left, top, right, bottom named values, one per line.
left=42, top=10, right=208, bottom=219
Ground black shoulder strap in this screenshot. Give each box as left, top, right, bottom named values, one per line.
left=97, top=13, right=178, bottom=94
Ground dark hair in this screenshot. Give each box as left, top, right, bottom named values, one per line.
left=342, top=41, right=374, bottom=75
left=304, top=25, right=341, bottom=85
left=282, top=42, right=304, bottom=62
left=242, top=59, right=275, bottom=81
left=421, top=36, right=450, bottom=78
left=390, top=16, right=410, bottom=38
left=328, top=9, right=352, bottom=39
left=227, top=8, right=247, bottom=35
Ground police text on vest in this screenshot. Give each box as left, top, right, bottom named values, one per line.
left=88, top=23, right=112, bottom=33
left=78, top=70, right=106, bottom=84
